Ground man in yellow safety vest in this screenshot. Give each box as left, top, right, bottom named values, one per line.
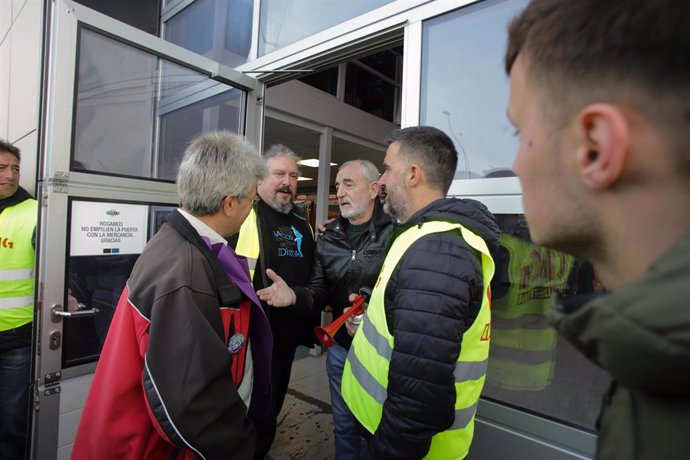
left=0, top=139, right=37, bottom=460
left=342, top=126, right=499, bottom=459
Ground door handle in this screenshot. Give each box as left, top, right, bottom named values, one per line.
left=50, top=304, right=99, bottom=322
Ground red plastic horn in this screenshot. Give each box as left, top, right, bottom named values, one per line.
left=314, top=294, right=366, bottom=347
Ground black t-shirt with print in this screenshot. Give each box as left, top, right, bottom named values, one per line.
left=253, top=199, right=316, bottom=346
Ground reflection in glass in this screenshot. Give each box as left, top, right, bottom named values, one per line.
left=62, top=203, right=176, bottom=368
left=358, top=48, right=400, bottom=81
left=63, top=254, right=139, bottom=368
left=344, top=63, right=396, bottom=122
left=149, top=206, right=176, bottom=237
left=421, top=0, right=528, bottom=179
left=74, top=0, right=161, bottom=35
left=158, top=89, right=243, bottom=179
left=259, top=0, right=395, bottom=56
left=299, top=66, right=339, bottom=96
left=483, top=214, right=610, bottom=431
left=164, top=0, right=253, bottom=68
left=73, top=28, right=244, bottom=181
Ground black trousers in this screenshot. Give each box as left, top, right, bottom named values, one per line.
left=254, top=331, right=299, bottom=458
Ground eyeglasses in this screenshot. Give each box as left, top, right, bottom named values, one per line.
left=222, top=195, right=260, bottom=206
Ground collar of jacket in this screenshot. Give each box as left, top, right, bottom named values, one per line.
left=0, top=186, right=33, bottom=213
left=166, top=209, right=243, bottom=307
left=330, top=200, right=394, bottom=241
left=392, top=197, right=500, bottom=253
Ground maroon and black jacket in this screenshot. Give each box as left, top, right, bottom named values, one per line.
left=72, top=211, right=272, bottom=460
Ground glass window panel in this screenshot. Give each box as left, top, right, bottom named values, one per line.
left=298, top=66, right=339, bottom=96
left=483, top=214, right=611, bottom=431
left=73, top=28, right=245, bottom=181
left=421, top=0, right=527, bottom=179
left=158, top=61, right=209, bottom=100
left=74, top=0, right=162, bottom=36
left=358, top=48, right=400, bottom=80
left=259, top=0, right=395, bottom=56
left=164, top=0, right=253, bottom=68
left=158, top=89, right=243, bottom=179
left=62, top=200, right=177, bottom=368
left=344, top=63, right=395, bottom=122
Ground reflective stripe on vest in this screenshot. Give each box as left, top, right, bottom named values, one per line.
left=342, top=221, right=495, bottom=460
left=235, top=208, right=260, bottom=280
left=487, top=234, right=573, bottom=391
left=0, top=198, right=37, bottom=330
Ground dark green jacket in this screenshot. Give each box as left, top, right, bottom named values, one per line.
left=548, top=234, right=690, bottom=460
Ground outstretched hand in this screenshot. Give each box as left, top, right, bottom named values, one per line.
left=257, top=269, right=297, bottom=307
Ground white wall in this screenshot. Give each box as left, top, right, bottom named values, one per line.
left=0, top=0, right=42, bottom=196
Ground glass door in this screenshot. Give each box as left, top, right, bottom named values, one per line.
left=32, top=1, right=263, bottom=458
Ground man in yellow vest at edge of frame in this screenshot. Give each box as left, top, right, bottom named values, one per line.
left=0, top=139, right=37, bottom=460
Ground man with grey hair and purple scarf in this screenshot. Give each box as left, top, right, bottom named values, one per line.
left=73, top=131, right=273, bottom=460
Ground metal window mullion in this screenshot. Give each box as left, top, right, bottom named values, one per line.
left=350, top=60, right=399, bottom=87
left=249, top=0, right=261, bottom=62
left=394, top=51, right=402, bottom=124
left=315, top=128, right=333, bottom=226
left=400, top=19, right=422, bottom=128
left=336, top=63, right=347, bottom=101
left=161, top=0, right=197, bottom=23
left=151, top=56, right=165, bottom=179
left=157, top=80, right=229, bottom=115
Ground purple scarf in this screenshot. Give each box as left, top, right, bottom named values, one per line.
left=202, top=237, right=273, bottom=418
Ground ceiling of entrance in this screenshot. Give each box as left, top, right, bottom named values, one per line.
left=263, top=116, right=386, bottom=193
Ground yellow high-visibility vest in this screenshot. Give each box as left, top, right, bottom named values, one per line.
left=342, top=221, right=495, bottom=460
left=235, top=208, right=260, bottom=280
left=488, top=233, right=573, bottom=391
left=0, top=198, right=37, bottom=331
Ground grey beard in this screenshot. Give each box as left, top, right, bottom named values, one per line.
left=383, top=199, right=406, bottom=223
left=267, top=198, right=293, bottom=214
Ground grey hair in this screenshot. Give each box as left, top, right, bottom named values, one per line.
left=263, top=144, right=301, bottom=163
left=387, top=126, right=458, bottom=194
left=177, top=131, right=266, bottom=216
left=0, top=139, right=20, bottom=161
left=339, top=159, right=380, bottom=183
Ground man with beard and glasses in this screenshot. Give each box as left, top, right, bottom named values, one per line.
left=232, top=144, right=317, bottom=453
left=256, top=160, right=395, bottom=459
left=341, top=126, right=499, bottom=459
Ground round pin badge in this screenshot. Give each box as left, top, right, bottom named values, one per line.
left=228, top=333, right=245, bottom=354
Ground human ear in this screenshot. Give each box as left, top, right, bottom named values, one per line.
left=575, top=104, right=629, bottom=190
left=223, top=195, right=238, bottom=217
left=408, top=163, right=422, bottom=187
left=369, top=181, right=380, bottom=199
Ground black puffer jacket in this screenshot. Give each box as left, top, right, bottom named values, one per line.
left=368, top=197, right=499, bottom=460
left=293, top=201, right=395, bottom=349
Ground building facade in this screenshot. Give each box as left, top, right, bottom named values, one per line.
left=0, top=1, right=608, bottom=458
